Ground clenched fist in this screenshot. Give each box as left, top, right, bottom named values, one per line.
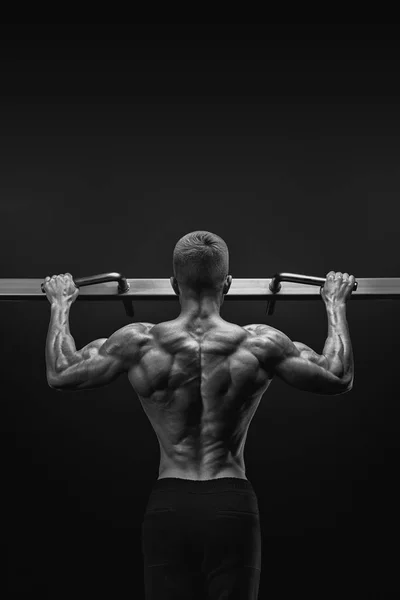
left=43, top=273, right=79, bottom=305
left=321, top=271, right=356, bottom=305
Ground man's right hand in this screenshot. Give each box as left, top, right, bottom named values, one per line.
left=321, top=271, right=356, bottom=305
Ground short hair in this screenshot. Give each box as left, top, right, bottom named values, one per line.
left=173, top=231, right=229, bottom=292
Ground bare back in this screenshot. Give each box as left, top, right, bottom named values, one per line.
left=127, top=318, right=274, bottom=481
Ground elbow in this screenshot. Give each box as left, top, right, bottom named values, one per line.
left=339, top=386, right=352, bottom=395
left=338, top=379, right=353, bottom=395
left=47, top=374, right=64, bottom=391
left=48, top=382, right=63, bottom=392
left=47, top=376, right=78, bottom=393
left=320, top=379, right=353, bottom=396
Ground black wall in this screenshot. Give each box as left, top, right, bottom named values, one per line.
left=2, top=25, right=399, bottom=599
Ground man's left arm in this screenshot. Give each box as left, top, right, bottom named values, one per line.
left=44, top=273, right=139, bottom=392
left=46, top=302, right=136, bottom=391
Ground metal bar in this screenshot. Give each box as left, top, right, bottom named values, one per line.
left=0, top=278, right=399, bottom=301
left=266, top=272, right=359, bottom=314
left=40, top=272, right=130, bottom=294
left=269, top=272, right=358, bottom=292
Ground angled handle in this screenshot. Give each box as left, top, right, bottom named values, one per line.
left=41, top=272, right=134, bottom=317
left=267, top=272, right=358, bottom=315
left=41, top=272, right=130, bottom=294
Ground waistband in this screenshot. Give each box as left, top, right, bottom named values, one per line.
left=151, top=477, right=256, bottom=495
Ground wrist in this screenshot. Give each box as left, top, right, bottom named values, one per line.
left=324, top=303, right=347, bottom=320
left=324, top=300, right=346, bottom=309
left=51, top=301, right=71, bottom=310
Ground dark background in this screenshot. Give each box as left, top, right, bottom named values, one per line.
left=1, top=24, right=399, bottom=599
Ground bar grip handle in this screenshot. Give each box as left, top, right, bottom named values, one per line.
left=269, top=272, right=358, bottom=293
left=41, top=272, right=134, bottom=317
left=41, top=272, right=130, bottom=294
left=267, top=272, right=358, bottom=315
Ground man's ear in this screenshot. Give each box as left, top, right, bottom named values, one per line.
left=170, top=276, right=180, bottom=296
left=223, top=275, right=233, bottom=295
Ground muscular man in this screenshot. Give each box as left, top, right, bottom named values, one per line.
left=44, top=231, right=355, bottom=600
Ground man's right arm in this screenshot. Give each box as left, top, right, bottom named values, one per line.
left=247, top=271, right=355, bottom=395
left=269, top=307, right=353, bottom=396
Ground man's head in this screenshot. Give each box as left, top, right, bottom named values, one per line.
left=170, top=231, right=232, bottom=301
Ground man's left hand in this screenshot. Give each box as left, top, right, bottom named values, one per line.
left=43, top=273, right=79, bottom=305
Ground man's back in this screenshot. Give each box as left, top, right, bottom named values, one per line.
left=127, top=317, right=274, bottom=480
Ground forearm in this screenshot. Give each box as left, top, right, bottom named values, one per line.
left=46, top=302, right=79, bottom=380
left=322, top=302, right=354, bottom=386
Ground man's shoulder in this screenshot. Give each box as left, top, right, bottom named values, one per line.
left=131, top=322, right=156, bottom=333
left=110, top=323, right=155, bottom=349
left=242, top=324, right=291, bottom=355
left=242, top=324, right=291, bottom=368
left=243, top=324, right=283, bottom=339
left=125, top=321, right=285, bottom=342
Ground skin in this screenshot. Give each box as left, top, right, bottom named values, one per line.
left=44, top=270, right=355, bottom=481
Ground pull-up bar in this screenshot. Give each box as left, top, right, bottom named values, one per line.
left=0, top=271, right=398, bottom=318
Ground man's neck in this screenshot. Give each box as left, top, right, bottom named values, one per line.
left=178, top=293, right=222, bottom=321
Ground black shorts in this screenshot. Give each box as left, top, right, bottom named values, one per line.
left=142, top=477, right=262, bottom=599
